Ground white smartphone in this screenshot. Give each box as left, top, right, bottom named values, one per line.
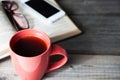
left=21, top=0, right=65, bottom=23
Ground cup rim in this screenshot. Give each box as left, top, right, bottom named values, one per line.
left=9, top=29, right=51, bottom=58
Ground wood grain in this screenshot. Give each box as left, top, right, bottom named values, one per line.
left=1, top=55, right=120, bottom=80
left=56, top=0, right=120, bottom=55
left=57, top=0, right=120, bottom=15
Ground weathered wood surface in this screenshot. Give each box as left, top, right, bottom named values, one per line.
left=1, top=54, right=120, bottom=80
left=56, top=0, right=120, bottom=55
left=1, top=0, right=120, bottom=80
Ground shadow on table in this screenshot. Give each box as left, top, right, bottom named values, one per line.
left=44, top=53, right=94, bottom=79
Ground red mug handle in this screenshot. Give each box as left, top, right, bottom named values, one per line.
left=47, top=44, right=68, bottom=72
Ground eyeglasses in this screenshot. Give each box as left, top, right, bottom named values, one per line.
left=1, top=1, right=29, bottom=31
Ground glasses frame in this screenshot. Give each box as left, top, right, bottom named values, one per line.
left=1, top=1, right=30, bottom=31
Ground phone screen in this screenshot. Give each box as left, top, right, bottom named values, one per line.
left=25, top=0, right=60, bottom=18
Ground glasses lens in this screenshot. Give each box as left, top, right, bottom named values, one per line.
left=13, top=13, right=29, bottom=29
left=11, top=2, right=18, bottom=11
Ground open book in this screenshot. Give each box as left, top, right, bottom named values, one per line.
left=0, top=0, right=81, bottom=59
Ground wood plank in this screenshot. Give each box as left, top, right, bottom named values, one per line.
left=44, top=54, right=120, bottom=80
left=56, top=0, right=120, bottom=55
left=57, top=15, right=120, bottom=55
left=57, top=0, right=120, bottom=15
left=1, top=55, right=120, bottom=80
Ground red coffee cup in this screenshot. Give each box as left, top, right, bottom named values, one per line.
left=9, top=29, right=68, bottom=80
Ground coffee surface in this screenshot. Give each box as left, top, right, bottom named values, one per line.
left=13, top=36, right=47, bottom=57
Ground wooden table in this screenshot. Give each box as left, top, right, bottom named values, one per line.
left=57, top=0, right=120, bottom=55
left=1, top=0, right=120, bottom=80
